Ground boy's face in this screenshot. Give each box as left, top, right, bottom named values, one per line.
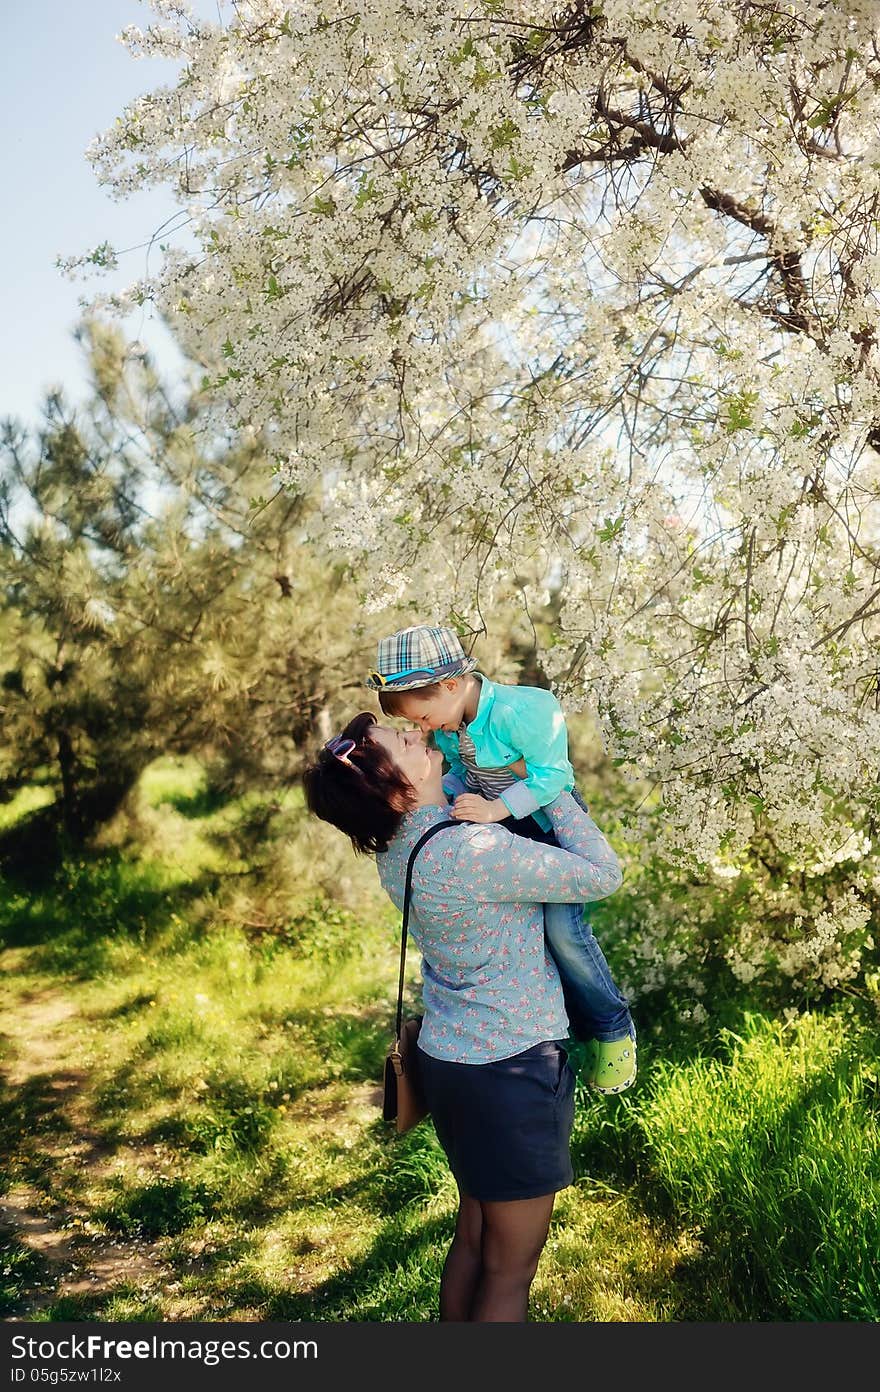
left=394, top=679, right=466, bottom=735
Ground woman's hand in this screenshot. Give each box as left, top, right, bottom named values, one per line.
left=452, top=794, right=510, bottom=823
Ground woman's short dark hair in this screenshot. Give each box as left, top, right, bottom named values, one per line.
left=302, top=711, right=417, bottom=854
left=377, top=681, right=443, bottom=717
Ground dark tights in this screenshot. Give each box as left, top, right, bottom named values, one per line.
left=439, top=1188, right=556, bottom=1322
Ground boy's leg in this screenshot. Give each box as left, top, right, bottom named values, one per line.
left=506, top=800, right=635, bottom=1045
left=544, top=900, right=636, bottom=1090
left=506, top=805, right=632, bottom=1043
left=503, top=813, right=557, bottom=845
left=543, top=898, right=633, bottom=1043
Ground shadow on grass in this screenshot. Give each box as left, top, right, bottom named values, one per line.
left=265, top=1206, right=451, bottom=1322
left=160, top=1204, right=453, bottom=1323
left=31, top=1290, right=167, bottom=1323
left=285, top=1005, right=388, bottom=1083
left=89, top=1056, right=284, bottom=1165
left=160, top=786, right=230, bottom=820
left=0, top=806, right=64, bottom=877
left=0, top=854, right=217, bottom=977
left=0, top=1228, right=53, bottom=1318
left=96, top=991, right=158, bottom=1022
left=0, top=1074, right=78, bottom=1196
left=98, top=1177, right=222, bottom=1238
left=313, top=1120, right=448, bottom=1216
left=89, top=1000, right=389, bottom=1159
left=561, top=1011, right=783, bottom=1320
left=204, top=1171, right=750, bottom=1323
left=635, top=1231, right=759, bottom=1321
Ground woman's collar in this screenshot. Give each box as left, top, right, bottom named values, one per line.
left=396, top=802, right=453, bottom=836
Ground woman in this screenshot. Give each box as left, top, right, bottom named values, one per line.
left=303, top=711, right=624, bottom=1322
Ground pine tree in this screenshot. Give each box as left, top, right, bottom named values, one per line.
left=0, top=322, right=367, bottom=848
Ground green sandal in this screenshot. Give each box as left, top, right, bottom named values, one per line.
left=583, top=1035, right=637, bottom=1094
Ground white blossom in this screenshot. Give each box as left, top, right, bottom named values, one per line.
left=82, top=0, right=880, bottom=997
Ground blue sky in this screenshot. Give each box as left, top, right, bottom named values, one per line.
left=1, top=0, right=221, bottom=425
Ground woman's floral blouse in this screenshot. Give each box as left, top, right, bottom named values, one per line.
left=377, top=791, right=623, bottom=1064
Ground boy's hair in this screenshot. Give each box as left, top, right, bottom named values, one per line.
left=302, top=711, right=417, bottom=855
left=377, top=680, right=445, bottom=718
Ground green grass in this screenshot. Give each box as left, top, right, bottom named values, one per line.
left=637, top=1011, right=880, bottom=1320
left=0, top=1233, right=50, bottom=1317
left=1, top=757, right=878, bottom=1321
left=98, top=1178, right=221, bottom=1238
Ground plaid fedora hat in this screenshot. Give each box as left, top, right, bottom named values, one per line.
left=365, top=625, right=478, bottom=691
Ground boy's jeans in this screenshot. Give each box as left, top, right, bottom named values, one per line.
left=506, top=791, right=634, bottom=1044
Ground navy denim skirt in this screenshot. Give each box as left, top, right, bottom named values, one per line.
left=417, top=1040, right=575, bottom=1202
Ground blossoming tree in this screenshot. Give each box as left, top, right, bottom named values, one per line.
left=80, top=0, right=880, bottom=1000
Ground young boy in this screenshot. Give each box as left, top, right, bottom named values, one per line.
left=366, top=623, right=636, bottom=1093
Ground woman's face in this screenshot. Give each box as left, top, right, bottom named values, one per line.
left=368, top=723, right=442, bottom=791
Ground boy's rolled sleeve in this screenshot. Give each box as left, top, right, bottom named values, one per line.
left=442, top=769, right=468, bottom=799
left=495, top=696, right=573, bottom=819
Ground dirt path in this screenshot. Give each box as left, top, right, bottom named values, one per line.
left=0, top=967, right=173, bottom=1320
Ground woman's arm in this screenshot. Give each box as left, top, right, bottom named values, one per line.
left=453, top=792, right=623, bottom=904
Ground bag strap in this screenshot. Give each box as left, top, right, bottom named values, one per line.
left=394, top=819, right=456, bottom=1041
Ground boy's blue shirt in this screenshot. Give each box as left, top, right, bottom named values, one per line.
left=433, top=672, right=574, bottom=832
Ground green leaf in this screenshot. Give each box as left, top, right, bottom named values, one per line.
left=354, top=176, right=378, bottom=209
left=473, top=62, right=501, bottom=92
left=723, top=391, right=758, bottom=432
left=597, top=515, right=625, bottom=543
left=506, top=155, right=534, bottom=181
left=489, top=119, right=519, bottom=150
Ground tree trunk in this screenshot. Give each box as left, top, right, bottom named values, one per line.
left=57, top=729, right=82, bottom=841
